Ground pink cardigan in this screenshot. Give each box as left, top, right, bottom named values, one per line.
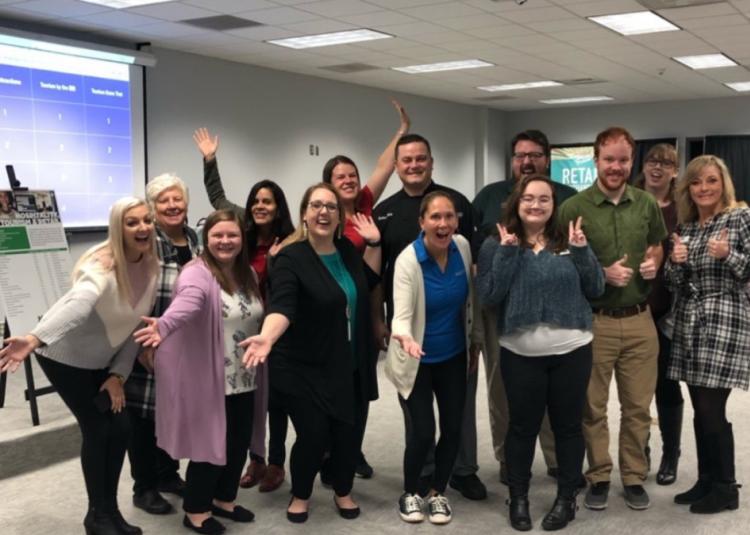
left=154, top=260, right=228, bottom=465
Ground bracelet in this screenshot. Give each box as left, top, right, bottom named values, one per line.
left=110, top=373, right=125, bottom=385
left=365, top=239, right=381, bottom=247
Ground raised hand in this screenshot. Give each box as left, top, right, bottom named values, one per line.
left=0, top=334, right=40, bottom=373
left=671, top=233, right=688, bottom=264
left=708, top=228, right=730, bottom=259
left=192, top=127, right=219, bottom=160
left=133, top=317, right=161, bottom=348
left=639, top=246, right=658, bottom=280
left=497, top=224, right=519, bottom=246
left=568, top=216, right=587, bottom=247
left=240, top=334, right=271, bottom=368
left=351, top=213, right=380, bottom=245
left=392, top=99, right=410, bottom=134
left=604, top=254, right=633, bottom=287
left=392, top=334, right=424, bottom=359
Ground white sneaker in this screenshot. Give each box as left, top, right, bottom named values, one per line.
left=398, top=492, right=425, bottom=523
left=427, top=494, right=452, bottom=524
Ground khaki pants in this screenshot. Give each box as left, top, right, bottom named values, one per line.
left=482, top=308, right=557, bottom=469
left=583, top=308, right=658, bottom=486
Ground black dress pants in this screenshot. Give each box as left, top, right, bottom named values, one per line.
left=127, top=408, right=180, bottom=493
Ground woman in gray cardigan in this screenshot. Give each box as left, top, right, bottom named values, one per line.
left=477, top=175, right=604, bottom=532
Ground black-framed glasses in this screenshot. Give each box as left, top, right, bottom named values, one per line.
left=513, top=151, right=545, bottom=161
left=308, top=201, right=338, bottom=212
left=645, top=158, right=675, bottom=168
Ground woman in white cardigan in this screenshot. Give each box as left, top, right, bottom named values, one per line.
left=385, top=191, right=482, bottom=526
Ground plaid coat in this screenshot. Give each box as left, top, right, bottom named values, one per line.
left=665, top=208, right=750, bottom=390
left=124, top=225, right=200, bottom=418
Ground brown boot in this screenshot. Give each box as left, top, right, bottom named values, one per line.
left=239, top=459, right=267, bottom=489
left=259, top=464, right=285, bottom=492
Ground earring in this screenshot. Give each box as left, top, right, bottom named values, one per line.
left=302, top=221, right=308, bottom=238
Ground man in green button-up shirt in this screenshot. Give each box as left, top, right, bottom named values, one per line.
left=559, top=127, right=667, bottom=512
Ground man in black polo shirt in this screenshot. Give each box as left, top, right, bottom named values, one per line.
left=374, top=133, right=485, bottom=500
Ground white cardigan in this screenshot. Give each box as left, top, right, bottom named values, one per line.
left=385, top=234, right=483, bottom=399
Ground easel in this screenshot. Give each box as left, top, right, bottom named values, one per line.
left=0, top=165, right=57, bottom=426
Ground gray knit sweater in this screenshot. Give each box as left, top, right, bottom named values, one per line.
left=476, top=237, right=604, bottom=335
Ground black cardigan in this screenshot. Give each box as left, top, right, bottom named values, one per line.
left=267, top=238, right=379, bottom=424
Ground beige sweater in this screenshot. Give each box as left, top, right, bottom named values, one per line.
left=385, top=234, right=483, bottom=399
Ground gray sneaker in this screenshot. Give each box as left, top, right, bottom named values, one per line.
left=584, top=481, right=610, bottom=510
left=427, top=494, right=452, bottom=525
left=623, top=484, right=651, bottom=510
left=399, top=492, right=425, bottom=523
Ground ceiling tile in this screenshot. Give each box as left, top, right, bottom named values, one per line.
left=280, top=19, right=356, bottom=34
left=294, top=0, right=382, bottom=17
left=8, top=0, right=107, bottom=17
left=183, top=0, right=275, bottom=14
left=238, top=6, right=321, bottom=25
left=333, top=10, right=419, bottom=28
left=73, top=10, right=164, bottom=29
left=400, top=2, right=486, bottom=21
left=126, top=2, right=220, bottom=21
left=658, top=3, right=739, bottom=21
left=562, top=0, right=650, bottom=17
left=431, top=14, right=509, bottom=31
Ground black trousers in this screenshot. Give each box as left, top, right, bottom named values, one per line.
left=655, top=329, right=684, bottom=408
left=266, top=392, right=288, bottom=466
left=127, top=408, right=180, bottom=493
left=501, top=344, right=592, bottom=497
left=399, top=352, right=467, bottom=494
left=37, top=355, right=130, bottom=512
left=281, top=386, right=359, bottom=500
left=183, top=392, right=254, bottom=514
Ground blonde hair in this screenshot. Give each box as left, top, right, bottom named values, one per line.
left=146, top=173, right=190, bottom=212
left=675, top=155, right=746, bottom=224
left=279, top=183, right=343, bottom=249
left=73, top=197, right=158, bottom=301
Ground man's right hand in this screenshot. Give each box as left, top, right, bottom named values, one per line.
left=603, top=254, right=633, bottom=287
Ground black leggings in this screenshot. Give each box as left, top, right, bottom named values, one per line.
left=501, top=344, right=592, bottom=496
left=37, top=355, right=130, bottom=513
left=399, top=352, right=467, bottom=494
left=183, top=392, right=254, bottom=514
left=688, top=385, right=731, bottom=435
left=655, top=329, right=684, bottom=407
left=267, top=394, right=288, bottom=466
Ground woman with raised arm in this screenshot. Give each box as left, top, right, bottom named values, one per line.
left=125, top=174, right=199, bottom=515
left=134, top=209, right=264, bottom=535
left=477, top=175, right=604, bottom=531
left=384, top=191, right=482, bottom=526
left=192, top=129, right=295, bottom=492
left=241, top=183, right=381, bottom=523
left=0, top=197, right=159, bottom=535
left=666, top=155, right=750, bottom=515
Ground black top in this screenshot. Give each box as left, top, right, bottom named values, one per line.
left=373, top=180, right=477, bottom=323
left=267, top=238, right=379, bottom=424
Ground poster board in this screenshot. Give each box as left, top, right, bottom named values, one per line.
left=550, top=145, right=597, bottom=192
left=0, top=189, right=72, bottom=335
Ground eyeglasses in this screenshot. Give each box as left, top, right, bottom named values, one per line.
left=513, top=152, right=545, bottom=161
left=520, top=195, right=552, bottom=206
left=308, top=201, right=338, bottom=212
left=645, top=158, right=675, bottom=168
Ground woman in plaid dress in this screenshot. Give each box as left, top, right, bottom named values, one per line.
left=665, top=155, right=749, bottom=514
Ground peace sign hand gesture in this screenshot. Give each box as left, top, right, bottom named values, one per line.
left=497, top=224, right=519, bottom=246
left=568, top=216, right=587, bottom=247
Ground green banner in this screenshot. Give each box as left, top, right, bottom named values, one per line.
left=551, top=146, right=597, bottom=192
left=0, top=226, right=31, bottom=252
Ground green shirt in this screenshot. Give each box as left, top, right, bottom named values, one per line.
left=558, top=183, right=667, bottom=309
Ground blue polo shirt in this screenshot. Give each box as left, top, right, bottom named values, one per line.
left=413, top=233, right=468, bottom=364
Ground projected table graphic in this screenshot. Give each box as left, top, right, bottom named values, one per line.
left=0, top=62, right=132, bottom=227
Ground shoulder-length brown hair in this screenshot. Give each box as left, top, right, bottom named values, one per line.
left=502, top=174, right=567, bottom=253
left=201, top=209, right=259, bottom=299
left=675, top=154, right=746, bottom=224
left=634, top=143, right=678, bottom=200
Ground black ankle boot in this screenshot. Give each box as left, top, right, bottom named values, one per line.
left=675, top=418, right=711, bottom=504
left=541, top=496, right=576, bottom=531
left=657, top=403, right=683, bottom=486
left=110, top=509, right=143, bottom=535
left=83, top=509, right=121, bottom=535
left=507, top=494, right=532, bottom=532
left=690, top=424, right=741, bottom=514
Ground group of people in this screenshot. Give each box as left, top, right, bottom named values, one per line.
left=2, top=104, right=748, bottom=535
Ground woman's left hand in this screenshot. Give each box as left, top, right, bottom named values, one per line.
left=351, top=213, right=380, bottom=245
left=568, top=216, right=587, bottom=247
left=707, top=228, right=730, bottom=259
left=100, top=375, right=125, bottom=413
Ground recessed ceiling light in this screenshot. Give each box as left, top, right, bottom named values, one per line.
left=267, top=29, right=392, bottom=49
left=673, top=53, right=737, bottom=69
left=540, top=96, right=613, bottom=104
left=588, top=11, right=679, bottom=36
left=725, top=81, right=750, bottom=92
left=392, top=59, right=494, bottom=74
left=477, top=81, right=562, bottom=92
left=80, top=0, right=172, bottom=7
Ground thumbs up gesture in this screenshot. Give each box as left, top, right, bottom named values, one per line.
left=639, top=245, right=659, bottom=280
left=671, top=233, right=688, bottom=263
left=604, top=254, right=634, bottom=287
left=707, top=228, right=730, bottom=259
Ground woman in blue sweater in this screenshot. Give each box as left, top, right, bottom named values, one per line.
left=477, top=175, right=604, bottom=532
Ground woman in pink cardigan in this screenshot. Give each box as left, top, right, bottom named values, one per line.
left=135, top=209, right=264, bottom=535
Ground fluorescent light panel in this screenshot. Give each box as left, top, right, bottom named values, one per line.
left=478, top=81, right=562, bottom=92
left=540, top=96, right=613, bottom=104
left=588, top=11, right=679, bottom=36
left=268, top=29, right=392, bottom=49
left=80, top=0, right=172, bottom=7
left=673, top=53, right=737, bottom=69
left=725, top=81, right=750, bottom=92
left=393, top=59, right=493, bottom=74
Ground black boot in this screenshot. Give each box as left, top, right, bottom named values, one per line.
left=507, top=490, right=532, bottom=532
left=675, top=418, right=711, bottom=504
left=541, top=495, right=576, bottom=531
left=657, top=403, right=683, bottom=486
left=690, top=424, right=741, bottom=514
left=83, top=508, right=121, bottom=535
left=109, top=510, right=143, bottom=535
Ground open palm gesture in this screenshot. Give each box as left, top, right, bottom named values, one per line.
left=193, top=127, right=219, bottom=159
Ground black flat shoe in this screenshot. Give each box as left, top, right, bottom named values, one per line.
left=355, top=456, right=374, bottom=479
left=541, top=496, right=576, bottom=531
left=182, top=515, right=225, bottom=535
left=133, top=489, right=173, bottom=515
left=508, top=495, right=532, bottom=531
left=334, top=496, right=361, bottom=519
left=211, top=505, right=255, bottom=522
left=287, top=497, right=308, bottom=523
